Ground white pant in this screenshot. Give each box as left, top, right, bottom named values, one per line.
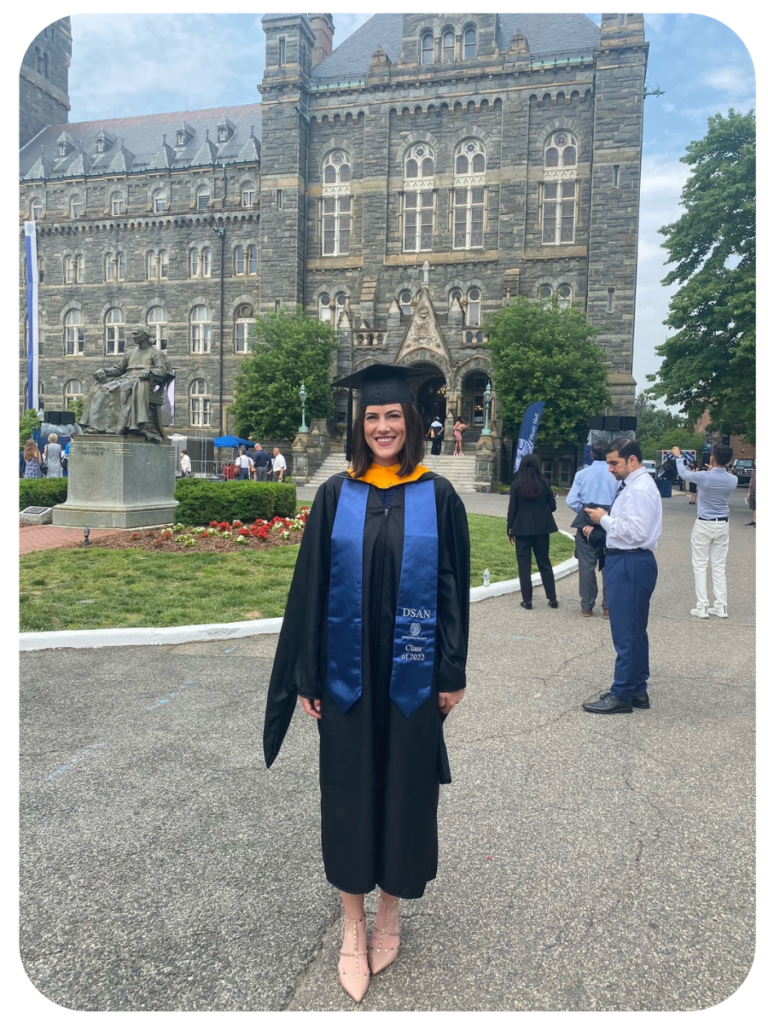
left=690, top=519, right=729, bottom=612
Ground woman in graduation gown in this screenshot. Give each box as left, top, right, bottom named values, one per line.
left=263, top=365, right=470, bottom=1003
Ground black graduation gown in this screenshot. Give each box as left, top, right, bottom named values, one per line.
left=263, top=471, right=470, bottom=899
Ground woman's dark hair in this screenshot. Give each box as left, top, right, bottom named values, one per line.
left=350, top=402, right=425, bottom=478
left=517, top=453, right=548, bottom=500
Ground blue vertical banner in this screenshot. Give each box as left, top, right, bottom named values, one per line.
left=24, top=221, right=40, bottom=411
left=513, top=401, right=545, bottom=473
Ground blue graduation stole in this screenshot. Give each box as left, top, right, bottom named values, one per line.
left=327, top=478, right=438, bottom=716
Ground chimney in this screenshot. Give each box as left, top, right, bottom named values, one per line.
left=308, top=13, right=334, bottom=67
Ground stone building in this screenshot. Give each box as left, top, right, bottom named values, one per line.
left=19, top=12, right=648, bottom=481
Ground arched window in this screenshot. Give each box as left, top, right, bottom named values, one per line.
left=105, top=308, right=125, bottom=355
left=241, top=183, right=256, bottom=208
left=557, top=284, right=572, bottom=308
left=64, top=255, right=76, bottom=284
left=64, top=310, right=84, bottom=356
left=147, top=307, right=168, bottom=350
left=453, top=141, right=486, bottom=249
left=442, top=30, right=455, bottom=63
left=234, top=246, right=245, bottom=276
left=402, top=144, right=435, bottom=253
left=463, top=26, right=477, bottom=60
left=147, top=249, right=168, bottom=281
left=399, top=290, right=413, bottom=316
left=318, top=293, right=332, bottom=322
left=421, top=32, right=434, bottom=65
left=31, top=198, right=43, bottom=220
left=190, top=247, right=211, bottom=278
left=235, top=304, right=255, bottom=353
left=322, top=152, right=352, bottom=257
left=64, top=379, right=82, bottom=410
left=335, top=293, right=347, bottom=327
left=542, top=132, right=578, bottom=245
left=189, top=380, right=211, bottom=427
left=544, top=131, right=578, bottom=169
left=538, top=285, right=553, bottom=299
left=35, top=47, right=44, bottom=74
left=111, top=192, right=125, bottom=216
left=248, top=246, right=258, bottom=275
left=190, top=305, right=212, bottom=353
left=105, top=252, right=125, bottom=282
left=467, top=287, right=482, bottom=326
left=196, top=187, right=210, bottom=212
left=70, top=195, right=83, bottom=219
left=76, top=255, right=85, bottom=283
left=153, top=189, right=168, bottom=213
left=449, top=287, right=463, bottom=306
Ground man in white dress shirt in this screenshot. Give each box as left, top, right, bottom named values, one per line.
left=672, top=443, right=737, bottom=618
left=580, top=437, right=663, bottom=714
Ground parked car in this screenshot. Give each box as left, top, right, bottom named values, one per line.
left=642, top=459, right=656, bottom=477
left=731, top=459, right=755, bottom=486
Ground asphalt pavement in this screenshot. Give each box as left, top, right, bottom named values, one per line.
left=19, top=486, right=756, bottom=1011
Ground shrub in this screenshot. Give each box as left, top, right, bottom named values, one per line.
left=173, top=480, right=296, bottom=525
left=19, top=478, right=68, bottom=511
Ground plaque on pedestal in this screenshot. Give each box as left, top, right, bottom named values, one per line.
left=52, top=435, right=178, bottom=529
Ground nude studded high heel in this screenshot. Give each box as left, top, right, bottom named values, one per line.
left=338, top=917, right=370, bottom=1003
left=368, top=896, right=400, bottom=975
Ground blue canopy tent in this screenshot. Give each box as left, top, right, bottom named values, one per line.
left=213, top=435, right=254, bottom=448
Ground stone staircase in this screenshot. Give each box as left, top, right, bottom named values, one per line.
left=304, top=452, right=478, bottom=492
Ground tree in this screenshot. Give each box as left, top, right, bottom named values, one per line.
left=648, top=108, right=755, bottom=443
left=69, top=396, right=84, bottom=423
left=19, top=408, right=39, bottom=448
left=231, top=307, right=337, bottom=439
left=485, top=297, right=611, bottom=448
left=634, top=391, right=685, bottom=459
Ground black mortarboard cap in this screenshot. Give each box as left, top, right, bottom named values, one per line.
left=333, top=364, right=423, bottom=461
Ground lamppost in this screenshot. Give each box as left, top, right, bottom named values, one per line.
left=298, top=382, right=309, bottom=433
left=480, top=381, right=492, bottom=436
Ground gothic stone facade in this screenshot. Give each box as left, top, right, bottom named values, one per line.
left=19, top=12, right=647, bottom=438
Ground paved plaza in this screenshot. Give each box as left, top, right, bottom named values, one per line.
left=19, top=488, right=755, bottom=1011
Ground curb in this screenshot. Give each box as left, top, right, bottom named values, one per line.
left=20, top=531, right=577, bottom=652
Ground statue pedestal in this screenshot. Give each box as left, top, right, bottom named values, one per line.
left=53, top=435, right=178, bottom=528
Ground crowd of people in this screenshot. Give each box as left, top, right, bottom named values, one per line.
left=219, top=445, right=287, bottom=482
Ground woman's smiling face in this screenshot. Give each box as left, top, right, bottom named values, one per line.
left=363, top=404, right=407, bottom=466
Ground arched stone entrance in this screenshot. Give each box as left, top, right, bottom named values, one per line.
left=396, top=352, right=449, bottom=433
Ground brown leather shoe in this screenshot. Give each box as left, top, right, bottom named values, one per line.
left=580, top=609, right=593, bottom=617
left=603, top=609, right=610, bottom=618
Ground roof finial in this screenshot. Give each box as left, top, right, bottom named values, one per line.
left=250, top=125, right=254, bottom=137
left=162, top=133, right=166, bottom=143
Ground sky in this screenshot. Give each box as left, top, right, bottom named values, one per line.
left=17, top=4, right=758, bottom=409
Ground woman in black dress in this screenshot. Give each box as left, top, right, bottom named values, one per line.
left=507, top=453, right=559, bottom=609
left=263, top=365, right=470, bottom=1003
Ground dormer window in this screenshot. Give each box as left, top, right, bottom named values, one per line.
left=58, top=141, right=67, bottom=158
left=217, top=118, right=235, bottom=144
left=95, top=129, right=115, bottom=154
left=177, top=130, right=186, bottom=146
left=175, top=122, right=194, bottom=147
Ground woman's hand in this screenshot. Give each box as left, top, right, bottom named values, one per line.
left=438, top=690, right=465, bottom=715
left=299, top=697, right=322, bottom=720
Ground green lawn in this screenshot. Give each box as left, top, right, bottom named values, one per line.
left=20, top=516, right=574, bottom=632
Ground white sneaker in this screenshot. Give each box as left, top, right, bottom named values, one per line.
left=690, top=608, right=709, bottom=618
left=708, top=608, right=729, bottom=618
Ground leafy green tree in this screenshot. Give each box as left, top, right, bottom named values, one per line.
left=69, top=396, right=84, bottom=423
left=486, top=297, right=611, bottom=447
left=231, top=307, right=336, bottom=439
left=657, top=427, right=706, bottom=457
left=648, top=108, right=755, bottom=443
left=19, top=408, right=40, bottom=448
left=634, top=391, right=685, bottom=458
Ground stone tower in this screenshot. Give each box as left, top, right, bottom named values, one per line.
left=585, top=13, right=649, bottom=413
left=19, top=17, right=72, bottom=148
left=258, top=13, right=316, bottom=314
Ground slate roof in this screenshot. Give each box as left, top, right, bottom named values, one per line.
left=310, top=12, right=599, bottom=83
left=20, top=103, right=262, bottom=181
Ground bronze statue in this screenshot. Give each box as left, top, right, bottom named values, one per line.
left=80, top=325, right=174, bottom=441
